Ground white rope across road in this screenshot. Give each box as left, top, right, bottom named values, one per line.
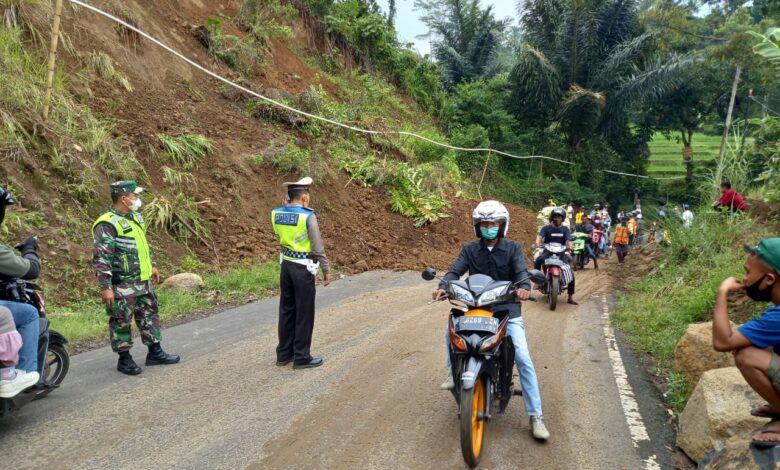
left=67, top=0, right=686, bottom=180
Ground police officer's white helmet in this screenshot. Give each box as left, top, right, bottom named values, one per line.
left=472, top=200, right=510, bottom=238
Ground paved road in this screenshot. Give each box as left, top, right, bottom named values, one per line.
left=0, top=265, right=674, bottom=469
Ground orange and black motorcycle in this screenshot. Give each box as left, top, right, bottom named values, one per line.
left=422, top=267, right=544, bottom=468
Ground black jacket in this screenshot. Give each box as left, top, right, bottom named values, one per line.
left=439, top=238, right=531, bottom=318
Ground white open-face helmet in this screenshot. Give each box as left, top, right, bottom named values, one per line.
left=472, top=200, right=510, bottom=238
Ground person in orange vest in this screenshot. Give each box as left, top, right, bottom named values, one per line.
left=626, top=212, right=637, bottom=248
left=612, top=215, right=631, bottom=264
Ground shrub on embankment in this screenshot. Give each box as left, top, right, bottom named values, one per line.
left=613, top=210, right=771, bottom=414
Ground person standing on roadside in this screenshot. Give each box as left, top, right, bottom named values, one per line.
left=612, top=216, right=631, bottom=264
left=682, top=204, right=694, bottom=228
left=272, top=177, right=332, bottom=369
left=710, top=238, right=780, bottom=448
left=93, top=181, right=180, bottom=375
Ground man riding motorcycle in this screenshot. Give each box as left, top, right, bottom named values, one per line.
left=0, top=186, right=43, bottom=392
left=534, top=208, right=578, bottom=305
left=433, top=201, right=550, bottom=440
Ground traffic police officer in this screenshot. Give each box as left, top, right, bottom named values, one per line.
left=272, top=177, right=332, bottom=369
left=92, top=181, right=180, bottom=375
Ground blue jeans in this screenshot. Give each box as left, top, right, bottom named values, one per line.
left=0, top=300, right=38, bottom=373
left=445, top=312, right=543, bottom=416
left=599, top=236, right=609, bottom=255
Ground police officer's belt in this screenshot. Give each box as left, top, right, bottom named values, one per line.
left=282, top=248, right=311, bottom=260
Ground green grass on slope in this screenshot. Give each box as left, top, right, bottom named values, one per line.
left=48, top=262, right=281, bottom=347
left=613, top=212, right=769, bottom=414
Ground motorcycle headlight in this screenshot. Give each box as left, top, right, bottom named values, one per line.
left=479, top=319, right=509, bottom=352
left=477, top=286, right=506, bottom=306
left=449, top=284, right=475, bottom=305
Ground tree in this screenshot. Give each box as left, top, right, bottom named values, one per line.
left=414, top=0, right=508, bottom=87
left=509, top=0, right=690, bottom=157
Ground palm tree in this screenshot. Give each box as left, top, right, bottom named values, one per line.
left=415, top=0, right=508, bottom=88
left=510, top=0, right=690, bottom=154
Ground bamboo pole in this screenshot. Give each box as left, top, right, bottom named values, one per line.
left=41, top=0, right=65, bottom=122
left=477, top=150, right=492, bottom=200
left=714, top=66, right=741, bottom=194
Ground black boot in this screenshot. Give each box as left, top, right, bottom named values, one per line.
left=117, top=352, right=142, bottom=375
left=146, top=343, right=181, bottom=366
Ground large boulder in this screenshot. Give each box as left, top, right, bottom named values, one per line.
left=160, top=273, right=204, bottom=293
left=674, top=321, right=736, bottom=389
left=702, top=435, right=780, bottom=470
left=677, top=367, right=766, bottom=463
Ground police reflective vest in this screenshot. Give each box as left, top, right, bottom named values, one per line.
left=271, top=205, right=314, bottom=262
left=614, top=225, right=630, bottom=245
left=92, top=210, right=153, bottom=282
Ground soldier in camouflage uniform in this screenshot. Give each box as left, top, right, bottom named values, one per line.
left=92, top=181, right=180, bottom=375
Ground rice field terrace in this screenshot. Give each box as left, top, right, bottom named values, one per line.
left=647, top=132, right=723, bottom=177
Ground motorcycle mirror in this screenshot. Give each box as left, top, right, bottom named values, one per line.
left=421, top=267, right=437, bottom=281
left=528, top=269, right=546, bottom=285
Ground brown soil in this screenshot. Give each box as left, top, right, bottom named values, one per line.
left=1, top=1, right=537, bottom=304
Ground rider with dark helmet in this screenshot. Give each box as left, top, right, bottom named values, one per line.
left=0, top=186, right=43, bottom=396
left=534, top=207, right=578, bottom=305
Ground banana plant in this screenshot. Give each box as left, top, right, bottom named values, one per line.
left=750, top=28, right=780, bottom=78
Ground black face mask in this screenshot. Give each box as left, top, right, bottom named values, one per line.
left=746, top=274, right=774, bottom=302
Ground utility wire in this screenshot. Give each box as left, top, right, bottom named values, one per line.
left=67, top=0, right=686, bottom=181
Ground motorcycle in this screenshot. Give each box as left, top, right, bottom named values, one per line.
left=0, top=278, right=69, bottom=416
left=536, top=243, right=571, bottom=311
left=422, top=267, right=545, bottom=468
left=571, top=232, right=590, bottom=270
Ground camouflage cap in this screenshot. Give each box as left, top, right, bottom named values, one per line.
left=746, top=238, right=780, bottom=273
left=110, top=180, right=145, bottom=197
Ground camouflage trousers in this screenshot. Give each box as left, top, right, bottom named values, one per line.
left=106, top=286, right=162, bottom=353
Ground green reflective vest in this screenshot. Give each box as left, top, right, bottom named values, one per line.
left=271, top=205, right=313, bottom=262
left=92, top=210, right=153, bottom=283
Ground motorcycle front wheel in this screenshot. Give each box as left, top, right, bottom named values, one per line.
left=460, top=375, right=487, bottom=468
left=548, top=275, right=559, bottom=311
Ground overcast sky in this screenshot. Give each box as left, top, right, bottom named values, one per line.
left=376, top=0, right=520, bottom=56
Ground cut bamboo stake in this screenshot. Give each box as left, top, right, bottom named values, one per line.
left=715, top=66, right=741, bottom=196
left=477, top=150, right=492, bottom=200
left=42, top=0, right=65, bottom=122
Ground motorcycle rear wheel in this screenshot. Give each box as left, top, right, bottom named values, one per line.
left=548, top=276, right=559, bottom=311
left=460, top=376, right=487, bottom=468
left=34, top=343, right=69, bottom=400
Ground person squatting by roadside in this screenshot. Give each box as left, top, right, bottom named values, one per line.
left=272, top=177, right=333, bottom=370
left=433, top=200, right=550, bottom=441
left=710, top=238, right=780, bottom=448
left=93, top=181, right=180, bottom=375
left=534, top=207, right=578, bottom=305
left=0, top=186, right=43, bottom=389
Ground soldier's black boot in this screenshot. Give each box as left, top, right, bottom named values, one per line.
left=146, top=343, right=180, bottom=366
left=117, top=351, right=142, bottom=375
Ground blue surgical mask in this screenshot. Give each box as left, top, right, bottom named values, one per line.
left=480, top=227, right=499, bottom=240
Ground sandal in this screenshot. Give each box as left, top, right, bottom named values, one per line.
left=567, top=299, right=579, bottom=305
left=751, top=404, right=780, bottom=420
left=751, top=429, right=780, bottom=449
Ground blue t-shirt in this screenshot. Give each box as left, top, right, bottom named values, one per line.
left=738, top=304, right=780, bottom=354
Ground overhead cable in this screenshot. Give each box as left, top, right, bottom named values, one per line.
left=67, top=0, right=688, bottom=181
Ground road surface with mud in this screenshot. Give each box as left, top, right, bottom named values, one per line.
left=0, top=259, right=674, bottom=469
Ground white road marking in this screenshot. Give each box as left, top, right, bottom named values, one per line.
left=600, top=295, right=660, bottom=470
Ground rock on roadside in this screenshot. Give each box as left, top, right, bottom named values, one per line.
left=678, top=367, right=767, bottom=463
left=674, top=321, right=736, bottom=390
left=160, top=273, right=204, bottom=293
left=703, top=435, right=780, bottom=469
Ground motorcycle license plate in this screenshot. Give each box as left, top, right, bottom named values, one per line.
left=455, top=316, right=499, bottom=333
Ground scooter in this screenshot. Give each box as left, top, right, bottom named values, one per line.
left=0, top=278, right=69, bottom=416
left=536, top=243, right=571, bottom=311
left=571, top=232, right=590, bottom=270
left=422, top=267, right=545, bottom=468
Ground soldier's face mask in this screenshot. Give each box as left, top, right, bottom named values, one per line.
left=123, top=195, right=143, bottom=211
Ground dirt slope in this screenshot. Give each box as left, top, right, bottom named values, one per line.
left=0, top=1, right=538, bottom=303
